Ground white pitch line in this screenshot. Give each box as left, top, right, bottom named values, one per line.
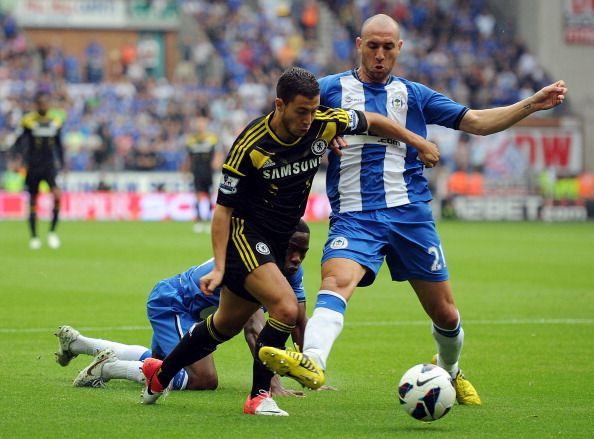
left=347, top=318, right=594, bottom=327
left=0, top=325, right=150, bottom=334
left=0, top=318, right=593, bottom=334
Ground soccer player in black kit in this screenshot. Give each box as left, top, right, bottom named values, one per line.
left=185, top=116, right=222, bottom=233
left=11, top=91, right=65, bottom=249
left=140, top=67, right=440, bottom=416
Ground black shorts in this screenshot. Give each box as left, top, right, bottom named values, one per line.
left=25, top=167, right=58, bottom=196
left=223, top=217, right=290, bottom=303
left=192, top=169, right=213, bottom=193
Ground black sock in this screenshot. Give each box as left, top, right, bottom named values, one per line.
left=251, top=318, right=295, bottom=398
left=157, top=315, right=229, bottom=387
left=50, top=202, right=60, bottom=232
left=28, top=211, right=37, bottom=237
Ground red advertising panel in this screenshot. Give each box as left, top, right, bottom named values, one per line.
left=0, top=192, right=332, bottom=222
left=564, top=0, right=594, bottom=44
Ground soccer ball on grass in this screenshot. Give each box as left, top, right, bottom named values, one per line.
left=398, top=363, right=456, bottom=422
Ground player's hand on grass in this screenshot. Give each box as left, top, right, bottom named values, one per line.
left=200, top=269, right=223, bottom=295
left=317, top=384, right=338, bottom=391
left=270, top=376, right=305, bottom=397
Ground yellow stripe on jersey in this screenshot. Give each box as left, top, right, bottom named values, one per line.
left=222, top=163, right=245, bottom=177
left=249, top=149, right=272, bottom=170
left=227, top=120, right=267, bottom=171
left=231, top=217, right=258, bottom=271
left=316, top=107, right=335, bottom=118
left=316, top=107, right=349, bottom=125
left=268, top=317, right=296, bottom=333
left=319, top=123, right=338, bottom=142
left=21, top=111, right=64, bottom=129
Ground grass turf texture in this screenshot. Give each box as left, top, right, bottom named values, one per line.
left=1, top=220, right=593, bottom=438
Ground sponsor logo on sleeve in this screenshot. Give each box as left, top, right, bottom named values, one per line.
left=219, top=174, right=239, bottom=194
left=347, top=109, right=359, bottom=130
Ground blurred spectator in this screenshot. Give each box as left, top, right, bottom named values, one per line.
left=85, top=41, right=105, bottom=83
left=137, top=34, right=161, bottom=78
left=0, top=0, right=567, bottom=179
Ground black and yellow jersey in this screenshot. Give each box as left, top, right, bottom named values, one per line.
left=186, top=132, right=219, bottom=171
left=217, top=106, right=366, bottom=237
left=13, top=111, right=64, bottom=170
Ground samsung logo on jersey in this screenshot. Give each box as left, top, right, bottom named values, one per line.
left=262, top=157, right=322, bottom=179
left=32, top=126, right=58, bottom=137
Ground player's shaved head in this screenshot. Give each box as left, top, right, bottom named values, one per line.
left=356, top=14, right=403, bottom=83
left=361, top=14, right=400, bottom=39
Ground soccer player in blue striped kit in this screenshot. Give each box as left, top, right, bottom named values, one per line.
left=264, top=14, right=567, bottom=405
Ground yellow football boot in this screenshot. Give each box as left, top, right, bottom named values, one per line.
left=259, top=347, right=325, bottom=390
left=432, top=354, right=481, bottom=405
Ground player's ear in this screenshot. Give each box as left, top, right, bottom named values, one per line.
left=274, top=97, right=285, bottom=113
left=355, top=36, right=363, bottom=50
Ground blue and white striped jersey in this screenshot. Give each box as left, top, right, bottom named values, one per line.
left=319, top=70, right=468, bottom=213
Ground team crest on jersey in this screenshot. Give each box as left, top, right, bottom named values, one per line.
left=255, top=242, right=270, bottom=255
left=219, top=174, right=239, bottom=194
left=330, top=237, right=348, bottom=249
left=311, top=139, right=327, bottom=155
left=390, top=94, right=405, bottom=110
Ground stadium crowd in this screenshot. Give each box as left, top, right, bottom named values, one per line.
left=0, top=0, right=563, bottom=176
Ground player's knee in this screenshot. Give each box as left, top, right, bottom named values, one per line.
left=321, top=263, right=363, bottom=293
left=269, top=300, right=299, bottom=325
left=432, top=306, right=460, bottom=330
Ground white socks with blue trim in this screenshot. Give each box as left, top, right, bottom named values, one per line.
left=303, top=290, right=348, bottom=370
left=432, top=317, right=464, bottom=378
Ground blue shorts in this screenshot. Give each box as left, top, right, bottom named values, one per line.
left=322, top=202, right=449, bottom=286
left=146, top=277, right=217, bottom=358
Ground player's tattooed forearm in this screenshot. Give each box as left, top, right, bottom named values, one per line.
left=523, top=103, right=532, bottom=111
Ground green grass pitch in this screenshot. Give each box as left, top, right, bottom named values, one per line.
left=1, top=219, right=593, bottom=438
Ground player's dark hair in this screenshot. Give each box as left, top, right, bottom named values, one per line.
left=295, top=218, right=310, bottom=234
left=276, top=67, right=320, bottom=104
left=34, top=90, right=50, bottom=103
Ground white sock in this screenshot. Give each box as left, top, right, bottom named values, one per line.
left=71, top=335, right=149, bottom=360
left=432, top=317, right=464, bottom=378
left=303, top=291, right=347, bottom=370
left=102, top=360, right=144, bottom=383
left=198, top=196, right=211, bottom=220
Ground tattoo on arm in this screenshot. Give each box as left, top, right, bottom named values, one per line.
left=523, top=103, right=532, bottom=111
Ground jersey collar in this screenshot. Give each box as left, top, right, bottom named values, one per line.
left=352, top=68, right=393, bottom=86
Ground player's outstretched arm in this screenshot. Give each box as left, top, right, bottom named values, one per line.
left=362, top=111, right=440, bottom=168
left=459, top=80, right=568, bottom=136
left=199, top=204, right=232, bottom=295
